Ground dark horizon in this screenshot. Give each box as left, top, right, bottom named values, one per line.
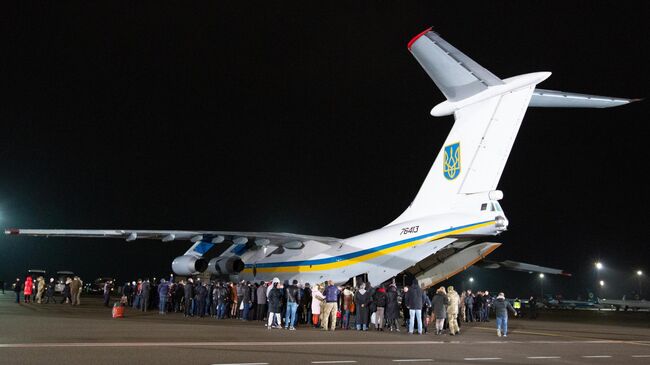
left=2, top=2, right=649, bottom=299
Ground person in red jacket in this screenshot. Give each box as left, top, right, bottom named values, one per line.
left=24, top=276, right=33, bottom=303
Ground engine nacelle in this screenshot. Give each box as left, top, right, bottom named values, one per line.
left=207, top=256, right=245, bottom=275
left=171, top=255, right=208, bottom=276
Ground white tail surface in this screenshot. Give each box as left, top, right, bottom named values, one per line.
left=390, top=30, right=548, bottom=225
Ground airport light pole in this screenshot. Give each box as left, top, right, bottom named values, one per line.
left=637, top=270, right=643, bottom=297
left=595, top=262, right=603, bottom=297
left=539, top=273, right=545, bottom=298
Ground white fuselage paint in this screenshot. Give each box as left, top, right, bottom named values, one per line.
left=237, top=209, right=503, bottom=285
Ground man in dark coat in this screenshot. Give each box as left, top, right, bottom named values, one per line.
left=405, top=279, right=424, bottom=334
left=45, top=278, right=57, bottom=304
left=354, top=283, right=372, bottom=331
left=385, top=284, right=400, bottom=331
left=183, top=279, right=194, bottom=317
left=372, top=286, right=387, bottom=331
left=241, top=282, right=253, bottom=321
left=267, top=282, right=283, bottom=329
left=195, top=282, right=208, bottom=318
left=13, top=278, right=22, bottom=303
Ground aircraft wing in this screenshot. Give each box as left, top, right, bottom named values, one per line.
left=476, top=259, right=571, bottom=276
left=4, top=228, right=341, bottom=256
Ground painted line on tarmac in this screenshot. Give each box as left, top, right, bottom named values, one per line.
left=464, top=358, right=501, bottom=361
left=211, top=363, right=269, bottom=365
left=631, top=355, right=650, bottom=357
left=392, top=360, right=434, bottom=362
left=0, top=339, right=641, bottom=349
left=581, top=355, right=612, bottom=358
left=526, top=356, right=561, bottom=359
left=311, top=361, right=357, bottom=364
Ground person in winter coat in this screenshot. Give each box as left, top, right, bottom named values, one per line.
left=183, top=279, right=194, bottom=317
left=446, top=286, right=460, bottom=335
left=13, top=278, right=22, bottom=303
left=405, top=279, right=424, bottom=334
left=267, top=282, right=283, bottom=329
left=23, top=276, right=34, bottom=303
left=385, top=284, right=400, bottom=331
left=62, top=277, right=72, bottom=304
left=70, top=277, right=82, bottom=306
left=35, top=276, right=45, bottom=304
left=372, top=286, right=387, bottom=331
left=122, top=282, right=133, bottom=306
left=195, top=282, right=208, bottom=317
left=432, top=286, right=449, bottom=335
left=256, top=281, right=267, bottom=321
left=493, top=292, right=517, bottom=337
left=301, top=283, right=312, bottom=324
left=45, top=278, right=56, bottom=304
left=354, top=283, right=372, bottom=331
left=140, top=279, right=151, bottom=312
left=464, top=290, right=474, bottom=322
left=311, top=284, right=325, bottom=328
left=321, top=280, right=340, bottom=331
left=459, top=290, right=467, bottom=323
left=158, top=279, right=170, bottom=314
left=421, top=290, right=432, bottom=334
left=340, top=286, right=354, bottom=329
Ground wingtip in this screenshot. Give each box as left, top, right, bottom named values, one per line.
left=4, top=228, right=20, bottom=235
left=407, top=27, right=433, bottom=50
left=561, top=271, right=572, bottom=277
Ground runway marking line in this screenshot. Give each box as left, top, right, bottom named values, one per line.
left=311, top=362, right=357, bottom=364
left=474, top=326, right=650, bottom=347
left=392, top=360, right=434, bottom=362
left=526, top=357, right=561, bottom=359
left=463, top=358, right=501, bottom=361
left=581, top=355, right=612, bottom=358
left=211, top=363, right=269, bottom=365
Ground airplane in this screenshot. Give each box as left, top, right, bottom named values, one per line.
left=598, top=297, right=650, bottom=311
left=542, top=295, right=601, bottom=310
left=4, top=28, right=637, bottom=288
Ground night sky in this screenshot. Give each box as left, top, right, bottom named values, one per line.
left=2, top=2, right=648, bottom=299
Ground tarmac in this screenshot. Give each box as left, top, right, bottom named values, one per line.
left=1, top=292, right=649, bottom=365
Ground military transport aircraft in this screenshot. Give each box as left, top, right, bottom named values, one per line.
left=5, top=28, right=636, bottom=288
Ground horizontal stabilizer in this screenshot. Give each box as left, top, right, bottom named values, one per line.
left=478, top=259, right=571, bottom=276
left=408, top=28, right=504, bottom=102
left=530, top=88, right=639, bottom=108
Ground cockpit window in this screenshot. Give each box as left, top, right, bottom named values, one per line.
left=493, top=201, right=503, bottom=212
left=481, top=203, right=488, bottom=211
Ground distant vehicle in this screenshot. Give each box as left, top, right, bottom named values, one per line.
left=54, top=271, right=75, bottom=293
left=599, top=297, right=650, bottom=311
left=86, top=277, right=116, bottom=294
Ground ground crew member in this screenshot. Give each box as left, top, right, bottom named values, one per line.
left=513, top=298, right=521, bottom=316
left=446, top=286, right=460, bottom=335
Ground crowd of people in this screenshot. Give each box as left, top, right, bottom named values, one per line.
left=112, top=276, right=517, bottom=336
left=12, top=275, right=84, bottom=305
left=12, top=273, right=518, bottom=337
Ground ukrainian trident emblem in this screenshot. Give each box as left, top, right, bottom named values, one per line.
left=443, top=142, right=461, bottom=180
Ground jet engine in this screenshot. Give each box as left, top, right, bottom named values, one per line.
left=207, top=256, right=245, bottom=275
left=171, top=255, right=208, bottom=276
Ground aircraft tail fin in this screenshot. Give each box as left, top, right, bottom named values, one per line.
left=390, top=29, right=634, bottom=225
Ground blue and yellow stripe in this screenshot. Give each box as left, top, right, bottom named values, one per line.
left=241, top=220, right=495, bottom=273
